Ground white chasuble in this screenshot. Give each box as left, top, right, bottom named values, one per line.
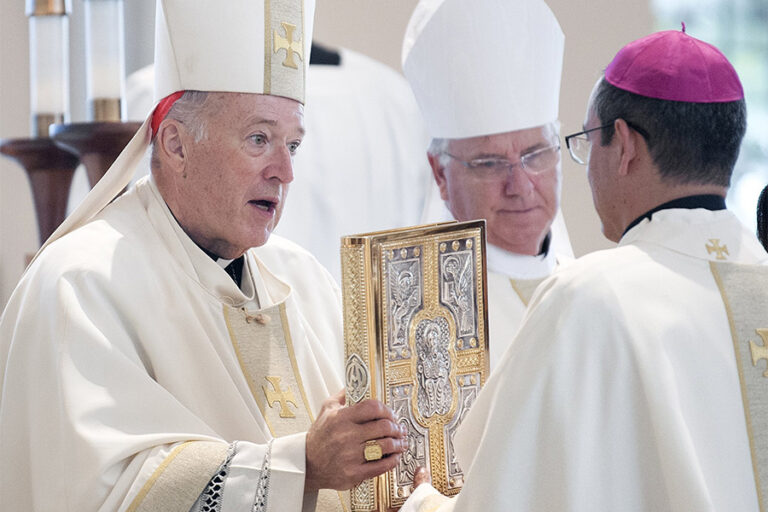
left=485, top=242, right=568, bottom=370
left=402, top=208, right=768, bottom=512
left=0, top=176, right=344, bottom=512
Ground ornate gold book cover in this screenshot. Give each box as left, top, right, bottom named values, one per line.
left=341, top=220, right=489, bottom=512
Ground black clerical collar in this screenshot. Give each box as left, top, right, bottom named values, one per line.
left=199, top=246, right=220, bottom=261
left=199, top=245, right=244, bottom=287
left=539, top=232, right=551, bottom=257
left=623, top=194, right=727, bottom=237
left=222, top=257, right=244, bottom=287
left=163, top=200, right=245, bottom=286
left=310, top=42, right=341, bottom=66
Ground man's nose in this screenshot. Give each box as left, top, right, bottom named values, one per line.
left=503, top=164, right=535, bottom=196
left=265, top=145, right=295, bottom=183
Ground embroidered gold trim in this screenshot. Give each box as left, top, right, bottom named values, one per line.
left=263, top=375, right=298, bottom=418
left=127, top=442, right=189, bottom=512
left=263, top=0, right=271, bottom=95
left=276, top=304, right=351, bottom=510
left=710, top=261, right=765, bottom=511
left=279, top=303, right=316, bottom=422
left=419, top=493, right=452, bottom=512
left=509, top=279, right=528, bottom=307
left=224, top=305, right=273, bottom=435
left=300, top=0, right=305, bottom=100
left=225, top=303, right=350, bottom=511
left=509, top=277, right=546, bottom=307
left=509, top=279, right=527, bottom=306
left=706, top=239, right=730, bottom=260
left=127, top=441, right=229, bottom=512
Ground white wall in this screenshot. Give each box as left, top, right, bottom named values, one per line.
left=1, top=0, right=37, bottom=308
left=0, top=0, right=154, bottom=307
left=0, top=0, right=652, bottom=308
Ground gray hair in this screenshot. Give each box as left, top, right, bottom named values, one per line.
left=427, top=122, right=561, bottom=165
left=427, top=137, right=451, bottom=167
left=163, top=90, right=210, bottom=142
left=150, top=90, right=211, bottom=168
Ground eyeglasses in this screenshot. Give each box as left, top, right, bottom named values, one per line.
left=442, top=144, right=561, bottom=179
left=564, top=121, right=649, bottom=165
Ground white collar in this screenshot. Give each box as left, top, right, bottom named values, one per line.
left=485, top=242, right=557, bottom=279
left=620, top=208, right=768, bottom=264
left=216, top=257, right=234, bottom=269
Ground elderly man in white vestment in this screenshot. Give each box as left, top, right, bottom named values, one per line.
left=402, top=0, right=573, bottom=369
left=401, top=28, right=768, bottom=512
left=0, top=1, right=408, bottom=511
left=66, top=43, right=433, bottom=284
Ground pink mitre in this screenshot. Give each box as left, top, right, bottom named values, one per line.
left=605, top=24, right=744, bottom=103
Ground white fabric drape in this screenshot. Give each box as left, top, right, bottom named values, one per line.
left=403, top=208, right=768, bottom=512
left=0, top=176, right=344, bottom=511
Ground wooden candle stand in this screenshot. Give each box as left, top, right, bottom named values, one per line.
left=50, top=121, right=142, bottom=188
left=0, top=137, right=79, bottom=245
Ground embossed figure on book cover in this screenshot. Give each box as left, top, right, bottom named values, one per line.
left=341, top=220, right=489, bottom=512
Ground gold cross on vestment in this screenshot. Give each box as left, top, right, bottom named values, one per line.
left=273, top=22, right=303, bottom=69
left=263, top=376, right=298, bottom=418
left=705, top=239, right=729, bottom=260
left=749, top=328, right=768, bottom=378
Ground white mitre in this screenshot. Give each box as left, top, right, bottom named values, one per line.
left=36, top=0, right=315, bottom=258
left=402, top=0, right=564, bottom=138
left=403, top=0, right=573, bottom=258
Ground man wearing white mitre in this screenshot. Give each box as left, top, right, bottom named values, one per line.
left=401, top=26, right=768, bottom=512
left=0, top=1, right=408, bottom=511
left=402, top=0, right=573, bottom=369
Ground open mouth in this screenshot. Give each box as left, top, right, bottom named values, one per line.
left=249, top=199, right=277, bottom=212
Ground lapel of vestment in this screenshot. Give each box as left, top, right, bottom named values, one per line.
left=711, top=261, right=768, bottom=512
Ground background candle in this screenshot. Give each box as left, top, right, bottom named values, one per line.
left=84, top=0, right=125, bottom=121
left=27, top=0, right=70, bottom=137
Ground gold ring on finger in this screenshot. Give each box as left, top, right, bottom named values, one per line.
left=364, top=440, right=383, bottom=462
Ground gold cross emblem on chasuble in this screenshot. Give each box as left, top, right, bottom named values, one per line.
left=749, top=328, right=768, bottom=378
left=706, top=239, right=729, bottom=260
left=263, top=376, right=298, bottom=418
left=273, top=22, right=303, bottom=69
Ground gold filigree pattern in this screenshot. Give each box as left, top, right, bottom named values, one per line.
left=342, top=221, right=489, bottom=511
left=342, top=244, right=377, bottom=511
left=389, top=364, right=412, bottom=383
left=457, top=352, right=482, bottom=369
left=342, top=244, right=372, bottom=404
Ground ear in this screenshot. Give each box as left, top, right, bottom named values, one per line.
left=427, top=152, right=450, bottom=201
left=156, top=120, right=188, bottom=175
left=613, top=118, right=638, bottom=177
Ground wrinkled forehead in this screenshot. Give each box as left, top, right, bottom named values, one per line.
left=203, top=92, right=305, bottom=125
left=447, top=123, right=559, bottom=155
